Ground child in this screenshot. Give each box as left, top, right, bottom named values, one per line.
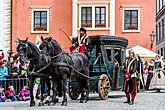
left=0, top=86, right=5, bottom=102
left=20, top=86, right=30, bottom=101
left=5, top=86, right=17, bottom=101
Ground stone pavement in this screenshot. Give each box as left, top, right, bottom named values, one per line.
left=0, top=90, right=165, bottom=110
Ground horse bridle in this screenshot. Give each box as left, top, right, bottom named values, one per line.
left=18, top=42, right=33, bottom=61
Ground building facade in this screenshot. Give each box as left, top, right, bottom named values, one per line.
left=156, top=0, right=165, bottom=57
left=12, top=0, right=156, bottom=52
left=0, top=0, right=11, bottom=54
left=12, top=0, right=72, bottom=52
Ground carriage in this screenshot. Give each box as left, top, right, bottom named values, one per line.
left=68, top=35, right=128, bottom=100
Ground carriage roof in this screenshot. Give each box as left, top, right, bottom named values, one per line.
left=89, top=35, right=128, bottom=48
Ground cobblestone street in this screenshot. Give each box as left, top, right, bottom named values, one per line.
left=0, top=90, right=165, bottom=110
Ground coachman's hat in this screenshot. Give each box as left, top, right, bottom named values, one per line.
left=80, top=27, right=87, bottom=33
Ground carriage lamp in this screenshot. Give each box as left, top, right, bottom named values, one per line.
left=150, top=31, right=156, bottom=50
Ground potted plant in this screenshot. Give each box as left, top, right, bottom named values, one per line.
left=34, top=26, right=47, bottom=31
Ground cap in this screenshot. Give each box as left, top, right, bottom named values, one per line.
left=80, top=27, right=87, bottom=33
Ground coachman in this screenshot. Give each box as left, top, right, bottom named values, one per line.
left=70, top=27, right=90, bottom=56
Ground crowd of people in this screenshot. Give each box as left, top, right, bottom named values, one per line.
left=123, top=50, right=165, bottom=105
left=0, top=50, right=31, bottom=102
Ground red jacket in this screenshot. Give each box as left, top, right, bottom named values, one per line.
left=0, top=52, right=4, bottom=61
left=5, top=90, right=15, bottom=96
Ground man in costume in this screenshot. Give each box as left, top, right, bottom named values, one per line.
left=70, top=27, right=90, bottom=56
left=123, top=49, right=137, bottom=105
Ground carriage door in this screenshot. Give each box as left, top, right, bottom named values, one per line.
left=103, top=46, right=113, bottom=84
left=113, top=46, right=123, bottom=89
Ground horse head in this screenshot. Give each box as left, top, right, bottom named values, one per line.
left=16, top=38, right=30, bottom=65
left=16, top=38, right=40, bottom=65
left=40, top=36, right=62, bottom=57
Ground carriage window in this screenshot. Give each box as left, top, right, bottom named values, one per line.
left=114, top=47, right=122, bottom=66
left=89, top=45, right=103, bottom=64
left=106, top=49, right=112, bottom=62
left=31, top=8, right=49, bottom=33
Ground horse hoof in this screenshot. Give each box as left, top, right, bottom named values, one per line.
left=44, top=100, right=49, bottom=104
left=30, top=101, right=35, bottom=107
left=80, top=99, right=84, bottom=103
left=55, top=98, right=59, bottom=103
left=38, top=102, right=44, bottom=106
left=61, top=102, right=67, bottom=106
left=48, top=102, right=55, bottom=106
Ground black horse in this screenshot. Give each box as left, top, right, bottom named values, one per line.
left=16, top=38, right=52, bottom=106
left=39, top=36, right=90, bottom=105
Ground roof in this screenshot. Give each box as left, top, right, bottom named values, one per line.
left=89, top=35, right=128, bottom=47
left=126, top=45, right=158, bottom=58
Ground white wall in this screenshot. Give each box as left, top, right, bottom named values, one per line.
left=0, top=0, right=11, bottom=55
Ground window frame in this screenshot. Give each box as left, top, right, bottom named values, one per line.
left=79, top=4, right=108, bottom=30
left=95, top=7, right=106, bottom=28
left=81, top=7, right=92, bottom=28
left=122, top=7, right=140, bottom=32
left=31, top=8, right=49, bottom=33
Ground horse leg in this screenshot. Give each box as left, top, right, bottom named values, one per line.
left=49, top=79, right=57, bottom=106
left=44, top=78, right=51, bottom=104
left=39, top=77, right=44, bottom=106
left=83, top=69, right=90, bottom=103
left=30, top=76, right=35, bottom=107
left=83, top=77, right=90, bottom=103
left=61, top=74, right=67, bottom=106
left=77, top=76, right=85, bottom=103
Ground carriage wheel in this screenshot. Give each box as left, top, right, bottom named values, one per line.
left=68, top=82, right=80, bottom=100
left=98, top=74, right=110, bottom=100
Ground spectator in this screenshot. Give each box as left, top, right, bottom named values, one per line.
left=143, top=61, right=149, bottom=86
left=149, top=55, right=165, bottom=92
left=0, top=50, right=4, bottom=61
left=21, top=62, right=28, bottom=77
left=0, top=61, right=8, bottom=81
left=0, top=86, right=6, bottom=102
left=146, top=59, right=155, bottom=90
left=33, top=77, right=41, bottom=100
left=6, top=57, right=14, bottom=75
left=19, top=86, right=30, bottom=101
left=10, top=61, right=19, bottom=77
left=5, top=86, right=17, bottom=101
left=135, top=54, right=144, bottom=92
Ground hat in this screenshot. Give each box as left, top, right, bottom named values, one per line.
left=80, top=27, right=87, bottom=33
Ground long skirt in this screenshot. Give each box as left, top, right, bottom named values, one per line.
left=149, top=69, right=165, bottom=90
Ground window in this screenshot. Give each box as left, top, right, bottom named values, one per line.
left=124, top=10, right=138, bottom=30
left=164, top=47, right=165, bottom=58
left=159, top=22, right=161, bottom=40
left=79, top=5, right=108, bottom=29
left=163, top=0, right=164, bottom=7
left=31, top=8, right=49, bottom=33
left=162, top=19, right=164, bottom=39
left=156, top=25, right=159, bottom=42
left=161, top=48, right=163, bottom=56
left=81, top=7, right=92, bottom=27
left=95, top=7, right=106, bottom=27
left=34, top=11, right=47, bottom=31
left=122, top=8, right=140, bottom=32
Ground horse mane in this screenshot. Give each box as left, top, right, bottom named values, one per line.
left=51, top=39, right=61, bottom=49
left=26, top=41, right=40, bottom=54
